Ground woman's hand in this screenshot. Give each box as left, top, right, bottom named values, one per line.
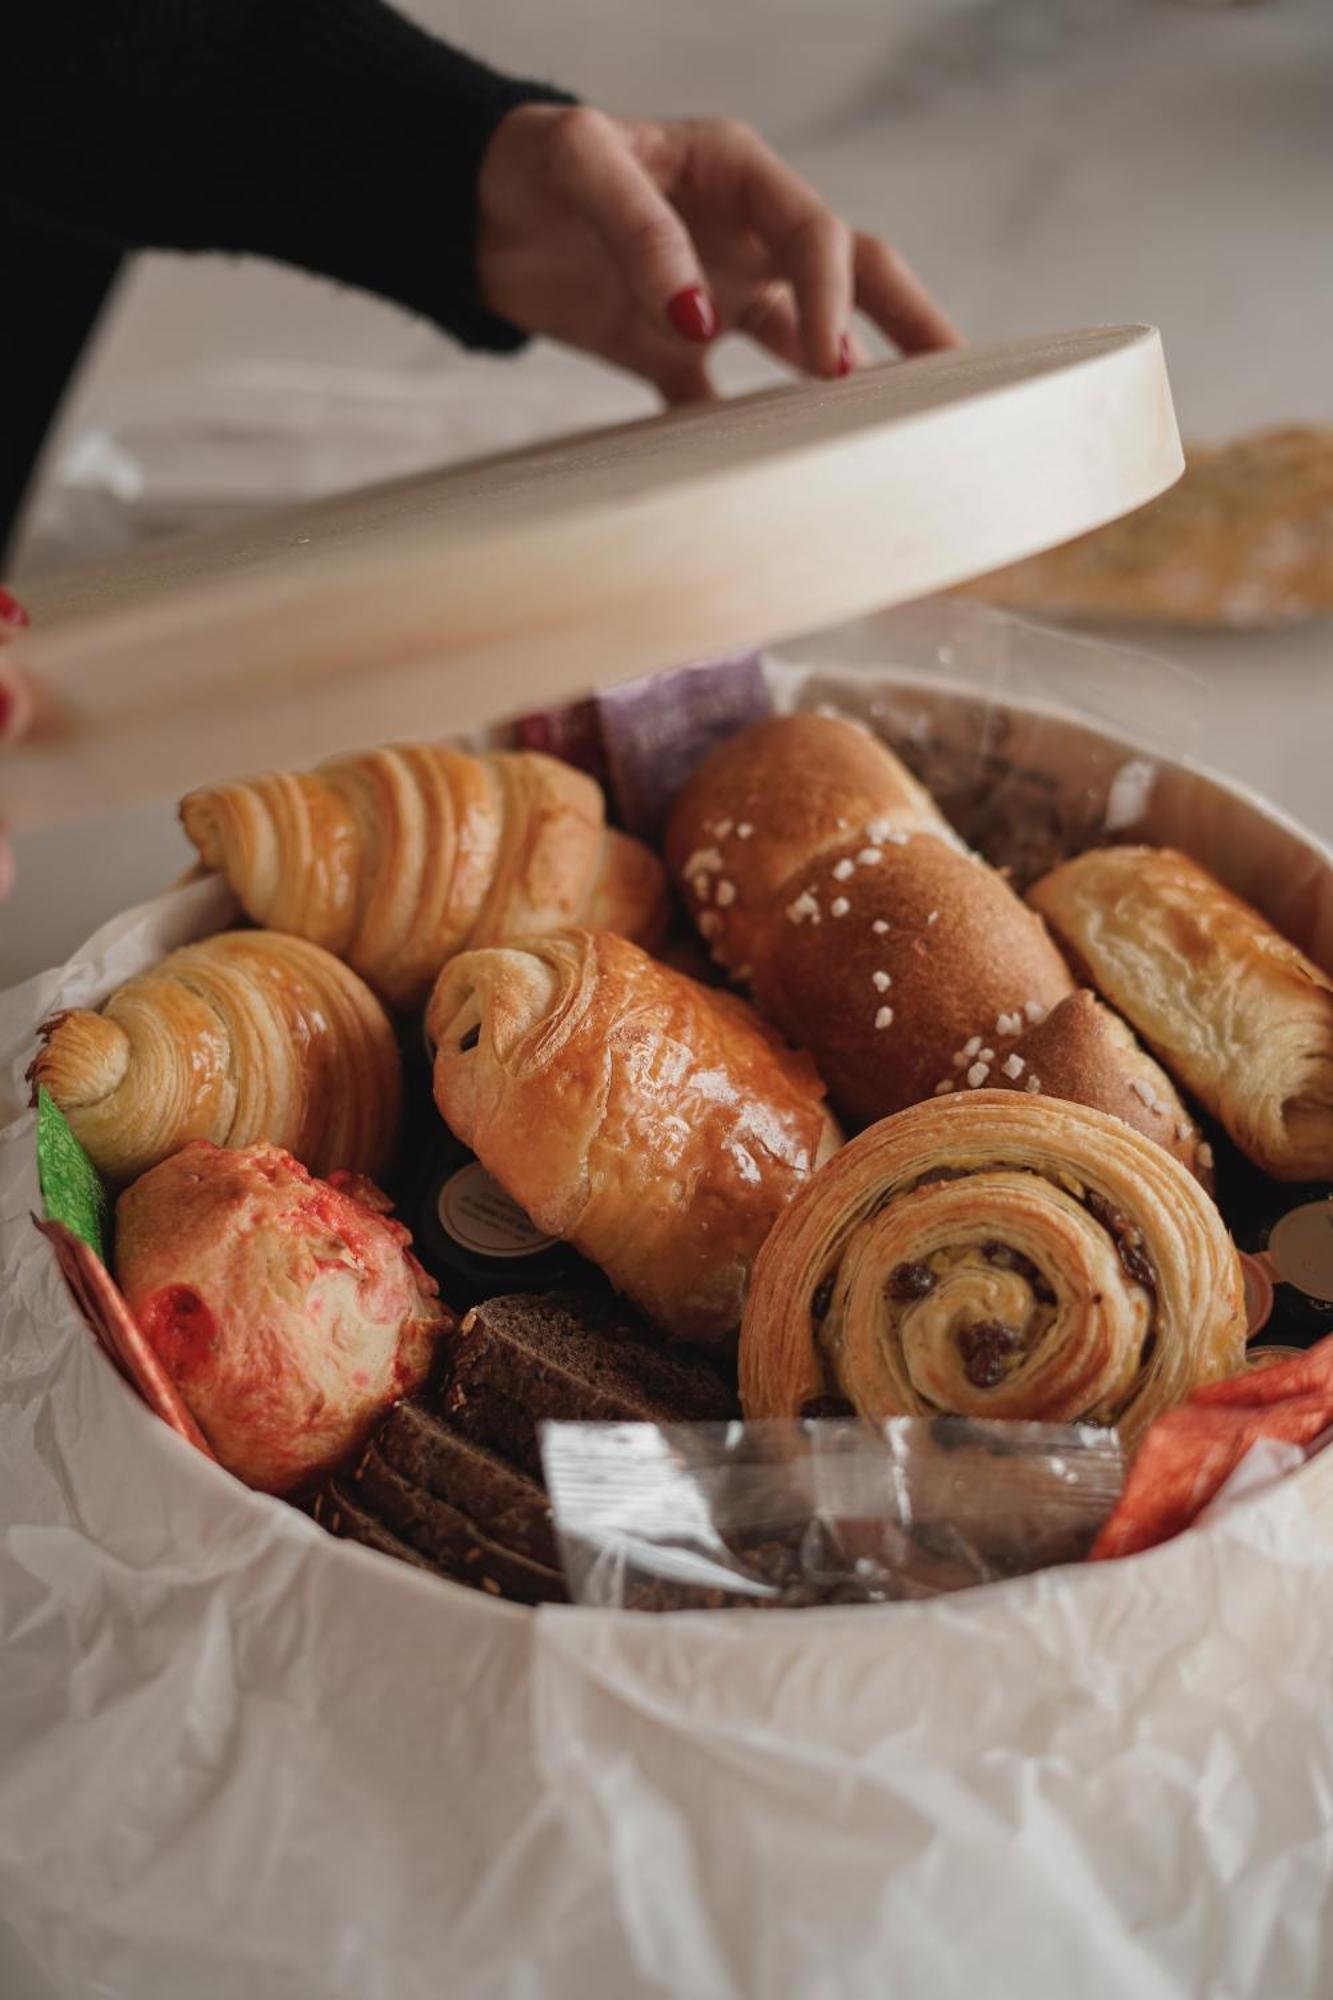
left=0, top=588, right=33, bottom=900
left=476, top=107, right=959, bottom=405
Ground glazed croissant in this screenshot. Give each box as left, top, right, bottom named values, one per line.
left=1030, top=846, right=1333, bottom=1181
left=740, top=1092, right=1245, bottom=1452
left=664, top=712, right=958, bottom=984
left=427, top=928, right=839, bottom=1345
left=180, top=744, right=669, bottom=1009
left=32, top=931, right=401, bottom=1185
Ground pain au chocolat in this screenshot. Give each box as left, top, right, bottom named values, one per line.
left=428, top=929, right=838, bottom=1345
left=1030, top=846, right=1333, bottom=1181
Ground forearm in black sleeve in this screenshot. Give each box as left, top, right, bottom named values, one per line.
left=6, top=0, right=574, bottom=350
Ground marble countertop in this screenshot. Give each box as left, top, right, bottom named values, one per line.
left=3, top=0, right=1330, bottom=987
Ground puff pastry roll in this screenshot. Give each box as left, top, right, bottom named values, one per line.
left=427, top=929, right=839, bottom=1345
left=32, top=932, right=401, bottom=1186
left=664, top=712, right=957, bottom=983
left=181, top=744, right=668, bottom=1009
left=961, top=428, right=1333, bottom=629
left=740, top=1092, right=1245, bottom=1451
left=1029, top=846, right=1333, bottom=1181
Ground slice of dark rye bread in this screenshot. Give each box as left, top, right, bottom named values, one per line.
left=377, top=1398, right=560, bottom=1572
left=354, top=1449, right=567, bottom=1605
left=442, top=1291, right=740, bottom=1479
left=318, top=1468, right=566, bottom=1606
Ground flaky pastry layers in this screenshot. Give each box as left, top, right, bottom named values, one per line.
left=181, top=744, right=668, bottom=1009
left=428, top=928, right=839, bottom=1345
left=740, top=1092, right=1244, bottom=1452
left=1030, top=846, right=1333, bottom=1181
left=32, top=931, right=401, bottom=1185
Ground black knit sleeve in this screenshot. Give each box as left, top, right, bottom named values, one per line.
left=6, top=0, right=574, bottom=351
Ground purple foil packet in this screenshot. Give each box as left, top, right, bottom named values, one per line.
left=512, top=697, right=610, bottom=788
left=594, top=653, right=773, bottom=841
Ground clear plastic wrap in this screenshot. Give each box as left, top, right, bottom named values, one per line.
left=542, top=1418, right=1125, bottom=1611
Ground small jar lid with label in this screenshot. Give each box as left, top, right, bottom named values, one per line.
left=407, top=1125, right=600, bottom=1313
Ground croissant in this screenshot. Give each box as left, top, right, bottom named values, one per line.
left=740, top=1092, right=1245, bottom=1451
left=180, top=744, right=669, bottom=1009
left=427, top=929, right=839, bottom=1345
left=960, top=428, right=1333, bottom=629
left=32, top=931, right=401, bottom=1186
left=1029, top=846, right=1333, bottom=1181
left=664, top=712, right=958, bottom=983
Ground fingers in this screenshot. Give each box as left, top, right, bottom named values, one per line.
left=711, top=124, right=852, bottom=379
left=853, top=231, right=961, bottom=354
left=0, top=662, right=34, bottom=745
left=651, top=356, right=716, bottom=407
left=735, top=282, right=807, bottom=374
left=547, top=109, right=717, bottom=346
left=0, top=593, right=33, bottom=747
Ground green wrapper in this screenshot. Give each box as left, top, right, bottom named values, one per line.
left=36, top=1087, right=109, bottom=1261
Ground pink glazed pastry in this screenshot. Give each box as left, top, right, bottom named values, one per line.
left=115, top=1141, right=448, bottom=1494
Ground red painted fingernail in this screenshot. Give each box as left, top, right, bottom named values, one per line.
left=0, top=587, right=29, bottom=629
left=836, top=334, right=854, bottom=378
left=666, top=286, right=718, bottom=343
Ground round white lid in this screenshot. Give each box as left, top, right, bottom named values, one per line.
left=13, top=325, right=1180, bottom=828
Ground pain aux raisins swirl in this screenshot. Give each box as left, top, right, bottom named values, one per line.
left=740, top=1092, right=1247, bottom=1451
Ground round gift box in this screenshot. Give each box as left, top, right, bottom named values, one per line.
left=3, top=656, right=1332, bottom=2000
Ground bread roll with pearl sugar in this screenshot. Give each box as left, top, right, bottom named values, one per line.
left=1030, top=846, right=1333, bottom=1181
left=750, top=828, right=1076, bottom=1128
left=968, top=990, right=1210, bottom=1186
left=664, top=713, right=958, bottom=983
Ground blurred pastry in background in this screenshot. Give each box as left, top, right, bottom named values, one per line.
left=960, top=427, right=1333, bottom=628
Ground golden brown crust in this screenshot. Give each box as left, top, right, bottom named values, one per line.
left=180, top=745, right=667, bottom=1010
left=427, top=929, right=839, bottom=1346
left=664, top=713, right=955, bottom=980
left=1029, top=846, right=1333, bottom=1181
left=961, top=428, right=1333, bottom=629
left=739, top=1091, right=1245, bottom=1452
left=948, top=990, right=1210, bottom=1186
left=32, top=932, right=401, bottom=1186
left=751, top=830, right=1075, bottom=1126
